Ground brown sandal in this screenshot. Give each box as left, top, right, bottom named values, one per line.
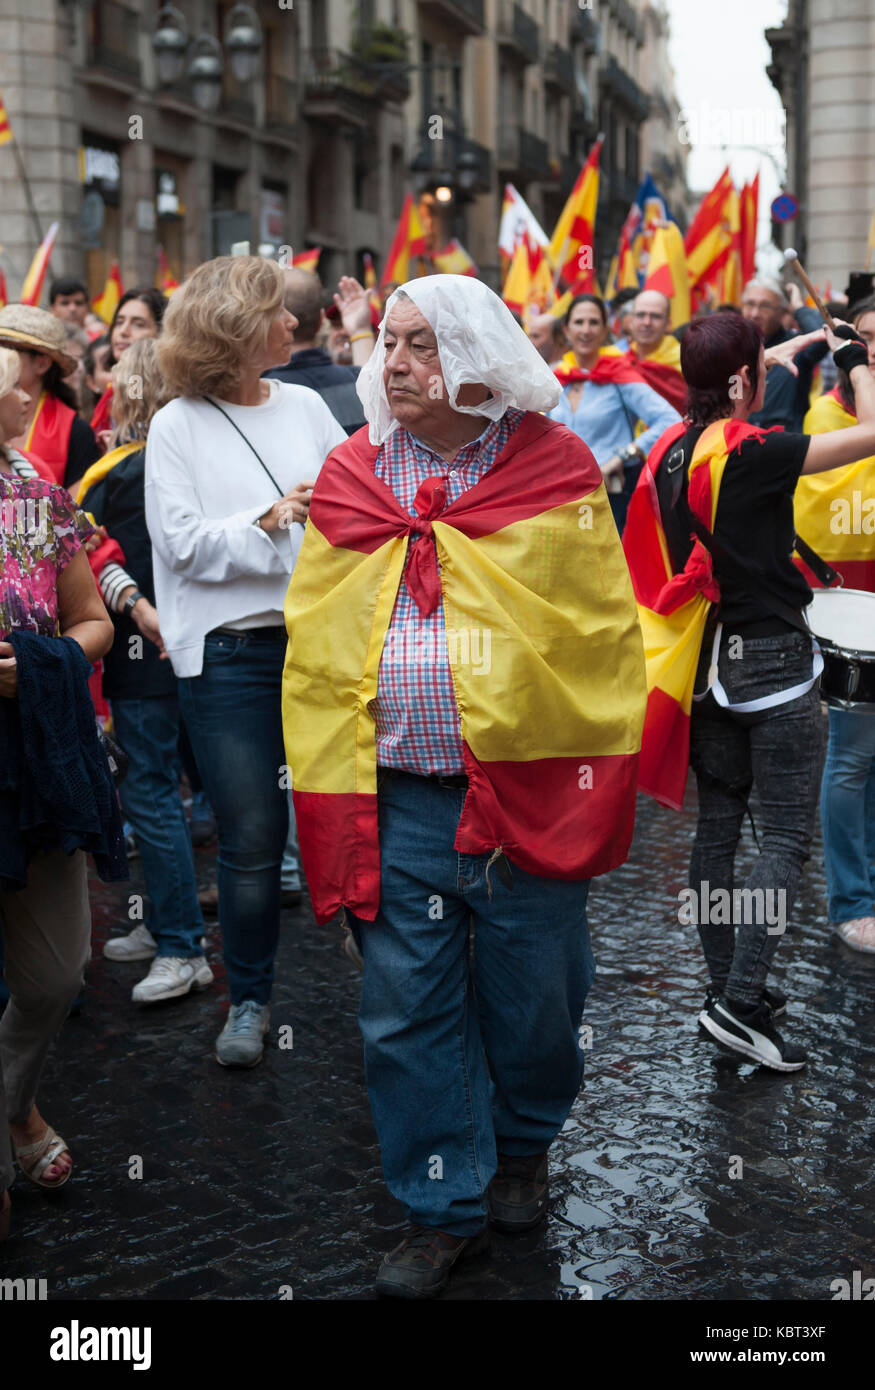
left=14, top=1126, right=72, bottom=1189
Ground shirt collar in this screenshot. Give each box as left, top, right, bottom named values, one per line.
left=407, top=414, right=498, bottom=465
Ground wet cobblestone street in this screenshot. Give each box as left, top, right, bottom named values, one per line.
left=2, top=775, right=873, bottom=1302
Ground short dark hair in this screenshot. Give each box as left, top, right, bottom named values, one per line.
left=107, top=287, right=168, bottom=366
left=564, top=293, right=607, bottom=327
left=49, top=277, right=88, bottom=304
left=681, top=311, right=763, bottom=426
left=281, top=270, right=324, bottom=342
left=611, top=288, right=639, bottom=312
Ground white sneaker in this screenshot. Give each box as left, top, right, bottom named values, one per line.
left=104, top=924, right=158, bottom=961
left=131, top=955, right=214, bottom=1005
left=835, top=916, right=875, bottom=953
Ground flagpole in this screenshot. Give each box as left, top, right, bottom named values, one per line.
left=10, top=137, right=43, bottom=244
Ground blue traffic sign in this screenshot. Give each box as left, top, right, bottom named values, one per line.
left=771, top=193, right=799, bottom=222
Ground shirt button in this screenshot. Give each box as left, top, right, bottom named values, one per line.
left=448, top=469, right=457, bottom=477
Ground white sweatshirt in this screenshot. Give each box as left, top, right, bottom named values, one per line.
left=144, top=379, right=347, bottom=677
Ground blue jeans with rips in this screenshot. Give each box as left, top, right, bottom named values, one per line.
left=177, top=629, right=288, bottom=1005
left=347, top=769, right=595, bottom=1237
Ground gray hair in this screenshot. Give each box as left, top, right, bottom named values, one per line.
left=742, top=275, right=788, bottom=307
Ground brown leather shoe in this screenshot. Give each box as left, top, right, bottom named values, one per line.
left=487, top=1152, right=549, bottom=1232
left=376, top=1226, right=490, bottom=1299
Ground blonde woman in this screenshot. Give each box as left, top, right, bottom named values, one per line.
left=77, top=340, right=212, bottom=1003
left=145, top=256, right=346, bottom=1066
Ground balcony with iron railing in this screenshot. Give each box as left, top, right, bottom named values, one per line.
left=410, top=121, right=492, bottom=194
left=544, top=42, right=575, bottom=94
left=496, top=1, right=541, bottom=65
left=418, top=0, right=485, bottom=34
left=572, top=7, right=600, bottom=53
left=600, top=55, right=650, bottom=120
left=85, top=0, right=140, bottom=82
left=498, top=123, right=549, bottom=180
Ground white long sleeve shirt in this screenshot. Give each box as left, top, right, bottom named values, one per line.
left=144, top=380, right=346, bottom=677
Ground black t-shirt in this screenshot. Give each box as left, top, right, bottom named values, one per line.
left=656, top=425, right=812, bottom=628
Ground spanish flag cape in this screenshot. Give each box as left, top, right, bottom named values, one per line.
left=25, top=391, right=75, bottom=485
left=282, top=413, right=647, bottom=925
left=795, top=388, right=875, bottom=593
left=625, top=334, right=688, bottom=415
left=623, top=418, right=773, bottom=810
left=555, top=346, right=648, bottom=389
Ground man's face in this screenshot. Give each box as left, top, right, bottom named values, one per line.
left=527, top=314, right=560, bottom=362
left=52, top=292, right=88, bottom=327
left=631, top=292, right=670, bottom=350
left=383, top=299, right=449, bottom=434
left=741, top=286, right=784, bottom=340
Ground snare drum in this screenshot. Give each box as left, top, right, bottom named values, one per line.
left=806, top=588, right=875, bottom=707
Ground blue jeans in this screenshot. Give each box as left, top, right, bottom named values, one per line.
left=820, top=706, right=875, bottom=923
left=177, top=630, right=288, bottom=1005
left=348, top=770, right=595, bottom=1237
left=281, top=790, right=301, bottom=891
left=112, top=695, right=205, bottom=958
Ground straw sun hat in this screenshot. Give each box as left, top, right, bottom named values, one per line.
left=0, top=304, right=77, bottom=376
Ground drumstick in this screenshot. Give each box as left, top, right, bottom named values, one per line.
left=783, top=249, right=838, bottom=330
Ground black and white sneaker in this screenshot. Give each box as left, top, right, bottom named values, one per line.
left=698, top=996, right=806, bottom=1072
left=702, top=985, right=786, bottom=1020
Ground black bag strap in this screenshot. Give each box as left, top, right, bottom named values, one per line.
left=794, top=532, right=840, bottom=588
left=684, top=510, right=812, bottom=636
left=202, top=396, right=284, bottom=498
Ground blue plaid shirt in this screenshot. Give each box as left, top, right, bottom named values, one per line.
left=374, top=408, right=525, bottom=775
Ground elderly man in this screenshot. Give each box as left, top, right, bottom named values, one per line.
left=626, top=289, right=687, bottom=412
left=526, top=309, right=567, bottom=366
left=742, top=275, right=828, bottom=430
left=282, top=275, right=646, bottom=1298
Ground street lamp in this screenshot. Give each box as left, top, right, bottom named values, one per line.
left=152, top=3, right=263, bottom=112
left=225, top=4, right=263, bottom=84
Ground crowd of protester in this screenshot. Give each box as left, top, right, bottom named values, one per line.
left=0, top=258, right=873, bottom=1297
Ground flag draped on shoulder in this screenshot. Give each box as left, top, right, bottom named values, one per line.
left=796, top=389, right=875, bottom=592
left=282, top=413, right=647, bottom=924
left=625, top=331, right=688, bottom=413
left=624, top=419, right=770, bottom=809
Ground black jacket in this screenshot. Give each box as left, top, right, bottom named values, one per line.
left=80, top=447, right=175, bottom=701
left=0, top=631, right=128, bottom=890
left=264, top=347, right=366, bottom=435
left=749, top=306, right=829, bottom=433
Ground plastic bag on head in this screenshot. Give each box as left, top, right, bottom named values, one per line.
left=355, top=273, right=562, bottom=445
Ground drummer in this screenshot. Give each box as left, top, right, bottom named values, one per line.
left=624, top=312, right=875, bottom=1071
left=797, top=295, right=875, bottom=953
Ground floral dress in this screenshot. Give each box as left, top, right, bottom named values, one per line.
left=0, top=472, right=94, bottom=640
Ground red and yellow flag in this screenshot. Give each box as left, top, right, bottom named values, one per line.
left=20, top=222, right=59, bottom=306
left=292, top=247, right=321, bottom=273
left=92, top=259, right=124, bottom=323
left=0, top=88, right=13, bottom=146
left=684, top=167, right=734, bottom=300
left=547, top=136, right=603, bottom=296
left=642, top=222, right=690, bottom=327
left=502, top=238, right=555, bottom=315
left=624, top=419, right=770, bottom=809
left=431, top=238, right=478, bottom=277
left=282, top=414, right=647, bottom=924
left=0, top=270, right=7, bottom=308
left=381, top=194, right=428, bottom=286
left=625, top=332, right=688, bottom=414
left=156, top=245, right=179, bottom=296
left=795, top=389, right=875, bottom=592
left=739, top=173, right=759, bottom=286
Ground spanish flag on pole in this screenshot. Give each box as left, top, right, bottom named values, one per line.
left=795, top=389, right=875, bottom=592
left=156, top=245, right=179, bottom=296
left=641, top=221, right=690, bottom=327
left=502, top=237, right=555, bottom=314
left=381, top=193, right=428, bottom=286
left=282, top=414, right=647, bottom=924
left=92, top=259, right=123, bottom=323
left=739, top=173, right=759, bottom=286
left=547, top=136, right=603, bottom=295
left=624, top=420, right=772, bottom=809
left=0, top=270, right=7, bottom=308
left=684, top=167, right=734, bottom=299
left=0, top=89, right=13, bottom=146
left=20, top=222, right=59, bottom=306
left=431, top=238, right=478, bottom=277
